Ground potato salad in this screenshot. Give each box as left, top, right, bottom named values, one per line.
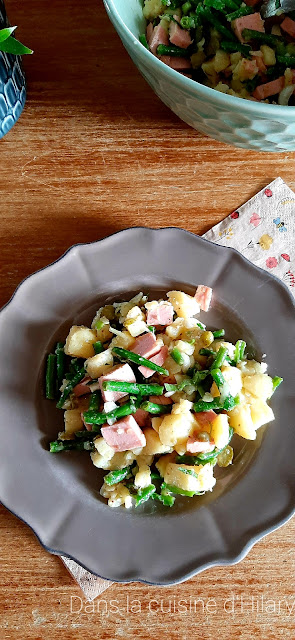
left=46, top=287, right=282, bottom=509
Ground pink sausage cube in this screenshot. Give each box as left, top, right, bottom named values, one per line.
left=233, top=12, right=264, bottom=43
left=146, top=302, right=174, bottom=326
left=146, top=21, right=154, bottom=44
left=149, top=395, right=172, bottom=405
left=131, top=332, right=161, bottom=359
left=99, top=363, right=136, bottom=402
left=101, top=415, right=146, bottom=452
left=169, top=21, right=192, bottom=48
left=187, top=435, right=215, bottom=454
left=133, top=408, right=149, bottom=428
left=73, top=377, right=92, bottom=397
left=160, top=55, right=192, bottom=70
left=281, top=16, right=295, bottom=39
left=149, top=23, right=169, bottom=55
left=253, top=76, right=285, bottom=100
left=194, top=285, right=213, bottom=312
left=138, top=346, right=168, bottom=378
left=194, top=410, right=217, bottom=427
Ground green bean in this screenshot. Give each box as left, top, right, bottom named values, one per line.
left=242, top=29, right=282, bottom=47
left=171, top=347, right=184, bottom=365
left=161, top=482, right=203, bottom=497
left=227, top=5, right=253, bottom=20
left=135, top=484, right=156, bottom=506
left=140, top=401, right=171, bottom=415
left=50, top=440, right=95, bottom=453
left=182, top=1, right=192, bottom=14
left=55, top=342, right=65, bottom=386
left=180, top=15, right=198, bottom=28
left=272, top=376, right=283, bottom=392
left=277, top=54, right=295, bottom=67
left=112, top=346, right=168, bottom=375
left=197, top=5, right=236, bottom=40
left=192, top=369, right=210, bottom=384
left=56, top=367, right=85, bottom=409
left=88, top=390, right=100, bottom=411
left=45, top=354, right=57, bottom=400
left=104, top=466, right=131, bottom=486
left=139, top=34, right=149, bottom=49
left=199, top=348, right=215, bottom=356
left=150, top=471, right=162, bottom=481
left=212, top=329, right=225, bottom=338
left=157, top=44, right=190, bottom=57
left=83, top=398, right=138, bottom=426
left=93, top=341, right=103, bottom=355
left=153, top=492, right=175, bottom=506
left=234, top=340, right=246, bottom=364
left=204, top=0, right=226, bottom=9
left=175, top=452, right=217, bottom=465
left=74, top=430, right=97, bottom=439
left=194, top=394, right=239, bottom=412
left=147, top=325, right=156, bottom=334
left=165, top=378, right=194, bottom=393
left=211, top=346, right=228, bottom=370
left=102, top=381, right=164, bottom=396
left=220, top=40, right=251, bottom=56
left=211, top=368, right=226, bottom=388
left=222, top=0, right=241, bottom=9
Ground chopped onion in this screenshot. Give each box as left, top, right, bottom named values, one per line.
left=278, top=84, right=295, bottom=106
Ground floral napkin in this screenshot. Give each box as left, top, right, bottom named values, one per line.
left=61, top=176, right=295, bottom=600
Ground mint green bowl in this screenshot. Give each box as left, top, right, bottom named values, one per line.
left=103, top=0, right=295, bottom=151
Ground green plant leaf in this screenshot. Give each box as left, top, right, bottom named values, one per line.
left=0, top=27, right=17, bottom=43
left=0, top=35, right=33, bottom=55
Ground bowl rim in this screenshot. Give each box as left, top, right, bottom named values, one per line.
left=0, top=227, right=295, bottom=585
left=104, top=0, right=295, bottom=116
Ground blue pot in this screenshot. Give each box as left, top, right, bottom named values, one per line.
left=0, top=0, right=26, bottom=139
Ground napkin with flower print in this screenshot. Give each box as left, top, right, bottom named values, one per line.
left=61, top=176, right=295, bottom=601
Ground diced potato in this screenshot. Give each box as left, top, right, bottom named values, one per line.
left=91, top=314, right=113, bottom=342
left=201, top=59, right=218, bottom=84
left=191, top=50, right=206, bottom=69
left=164, top=354, right=182, bottom=375
left=248, top=396, right=275, bottom=429
left=261, top=44, right=276, bottom=66
left=164, top=462, right=216, bottom=493
left=64, top=325, right=97, bottom=359
left=167, top=290, right=200, bottom=319
left=174, top=339, right=195, bottom=357
left=210, top=381, right=220, bottom=398
left=213, top=49, right=230, bottom=73
left=172, top=398, right=193, bottom=415
left=221, top=365, right=243, bottom=397
left=123, top=305, right=147, bottom=337
left=242, top=373, right=273, bottom=401
left=64, top=409, right=83, bottom=433
left=159, top=401, right=196, bottom=449
left=228, top=403, right=256, bottom=440
left=166, top=317, right=185, bottom=339
left=141, top=428, right=172, bottom=456
left=91, top=438, right=136, bottom=470
left=100, top=482, right=132, bottom=508
left=238, top=359, right=267, bottom=375
left=151, top=416, right=164, bottom=433
left=134, top=464, right=151, bottom=489
left=211, top=414, right=230, bottom=449
left=109, top=330, right=135, bottom=350
left=211, top=339, right=235, bottom=359
left=85, top=348, right=113, bottom=378
left=143, top=0, right=163, bottom=20
left=156, top=453, right=176, bottom=477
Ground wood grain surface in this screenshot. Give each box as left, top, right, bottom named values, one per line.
left=0, top=1, right=294, bottom=638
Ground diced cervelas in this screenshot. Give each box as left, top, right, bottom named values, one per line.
left=148, top=23, right=169, bottom=55
left=195, top=410, right=217, bottom=427
left=160, top=55, right=192, bottom=70
left=169, top=21, right=192, bottom=49
left=187, top=435, right=215, bottom=453
left=146, top=302, right=174, bottom=326
left=280, top=16, right=295, bottom=39
left=194, top=285, right=213, bottom=312
left=232, top=12, right=264, bottom=43
left=253, top=76, right=285, bottom=100
left=99, top=363, right=136, bottom=402
left=138, top=345, right=168, bottom=378
left=73, top=377, right=92, bottom=397
left=131, top=332, right=161, bottom=359
left=101, top=415, right=146, bottom=452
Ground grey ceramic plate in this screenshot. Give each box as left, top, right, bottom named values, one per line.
left=0, top=228, right=294, bottom=585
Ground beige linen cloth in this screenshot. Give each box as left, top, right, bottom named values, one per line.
left=62, top=177, right=295, bottom=600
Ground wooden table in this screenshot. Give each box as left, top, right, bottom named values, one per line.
left=0, top=1, right=294, bottom=638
